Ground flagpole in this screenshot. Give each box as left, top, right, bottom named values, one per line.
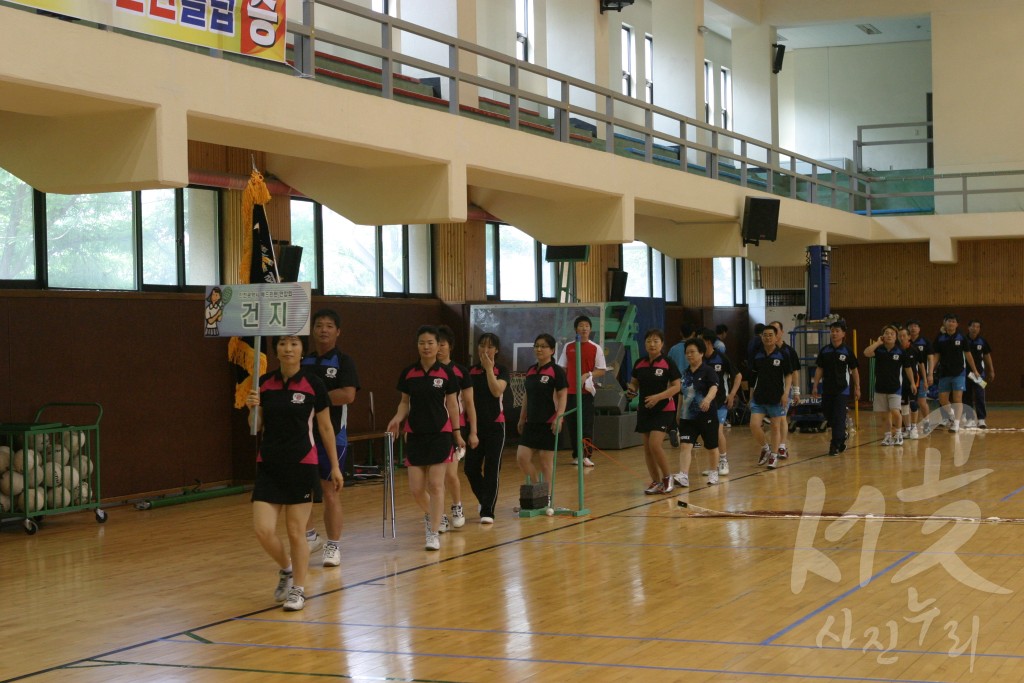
left=251, top=335, right=262, bottom=435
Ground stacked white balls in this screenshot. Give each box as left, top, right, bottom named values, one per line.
left=0, top=433, right=93, bottom=514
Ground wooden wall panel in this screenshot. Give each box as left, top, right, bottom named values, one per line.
left=434, top=221, right=486, bottom=303
left=832, top=240, right=1024, bottom=308
left=680, top=258, right=713, bottom=308
left=577, top=244, right=620, bottom=302
left=760, top=265, right=804, bottom=290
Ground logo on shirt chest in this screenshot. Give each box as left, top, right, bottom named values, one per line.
left=291, top=393, right=306, bottom=404
left=539, top=375, right=550, bottom=384
left=893, top=354, right=900, bottom=361
left=654, top=368, right=664, bottom=376
left=839, top=354, right=847, bottom=362
left=433, top=378, right=444, bottom=388
left=976, top=344, right=983, bottom=351
left=772, top=359, right=781, bottom=367
left=954, top=340, right=962, bottom=347
left=326, top=367, right=338, bottom=378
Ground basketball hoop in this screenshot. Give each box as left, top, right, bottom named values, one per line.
left=510, top=372, right=527, bottom=408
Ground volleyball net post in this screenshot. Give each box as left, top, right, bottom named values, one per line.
left=555, top=334, right=590, bottom=517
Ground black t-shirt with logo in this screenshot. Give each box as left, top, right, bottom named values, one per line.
left=815, top=343, right=858, bottom=395
left=257, top=368, right=330, bottom=465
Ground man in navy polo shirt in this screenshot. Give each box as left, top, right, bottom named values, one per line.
left=727, top=325, right=791, bottom=469
left=965, top=320, right=995, bottom=428
left=301, top=309, right=360, bottom=567
left=811, top=321, right=860, bottom=455
left=927, top=313, right=979, bottom=433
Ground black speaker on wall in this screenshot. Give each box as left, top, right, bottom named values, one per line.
left=277, top=245, right=304, bottom=283
left=741, top=197, right=780, bottom=246
left=772, top=44, right=786, bottom=74
left=608, top=268, right=628, bottom=301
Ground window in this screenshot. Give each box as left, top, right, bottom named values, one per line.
left=46, top=192, right=135, bottom=290
left=0, top=168, right=36, bottom=282
left=622, top=242, right=676, bottom=300
left=704, top=59, right=714, bottom=124
left=498, top=225, right=537, bottom=302
left=140, top=187, right=220, bottom=288
left=288, top=201, right=432, bottom=298
left=621, top=25, right=634, bottom=97
left=720, top=66, right=733, bottom=130
left=516, top=0, right=533, bottom=63
left=485, top=222, right=557, bottom=302
left=182, top=189, right=219, bottom=286
left=713, top=256, right=747, bottom=306
left=289, top=199, right=318, bottom=289
left=371, top=0, right=393, bottom=16
left=664, top=253, right=678, bottom=303
left=644, top=34, right=654, bottom=103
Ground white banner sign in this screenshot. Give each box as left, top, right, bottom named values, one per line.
left=204, top=282, right=311, bottom=337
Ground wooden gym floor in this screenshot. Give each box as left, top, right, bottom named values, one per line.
left=2, top=409, right=1024, bottom=682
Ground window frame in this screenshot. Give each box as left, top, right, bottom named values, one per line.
left=720, top=66, right=733, bottom=130
left=643, top=33, right=654, bottom=103
left=704, top=59, right=714, bottom=125
left=621, top=24, right=635, bottom=98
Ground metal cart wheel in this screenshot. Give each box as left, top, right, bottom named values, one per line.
left=23, top=518, right=38, bottom=535
left=95, top=509, right=108, bottom=524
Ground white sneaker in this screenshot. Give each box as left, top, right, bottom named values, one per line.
left=480, top=516, right=494, bottom=524
left=881, top=433, right=894, bottom=446
left=662, top=475, right=674, bottom=493
left=909, top=426, right=920, bottom=440
left=582, top=457, right=595, bottom=468
left=672, top=472, right=689, bottom=488
left=438, top=515, right=451, bottom=533
left=708, top=469, right=719, bottom=485
left=777, top=444, right=788, bottom=459
left=978, top=419, right=988, bottom=429
left=323, top=542, right=341, bottom=567
left=894, top=432, right=904, bottom=446
left=950, top=422, right=960, bottom=433
left=767, top=453, right=779, bottom=469
left=306, top=531, right=323, bottom=553
left=283, top=586, right=305, bottom=611
left=701, top=469, right=714, bottom=476
left=718, top=456, right=730, bottom=476
left=758, top=444, right=770, bottom=465
left=425, top=530, right=440, bottom=551
left=451, top=504, right=465, bottom=529
left=274, top=570, right=293, bottom=603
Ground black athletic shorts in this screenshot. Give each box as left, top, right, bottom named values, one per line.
left=635, top=409, right=675, bottom=434
left=404, top=432, right=454, bottom=467
left=252, top=460, right=320, bottom=505
left=679, top=416, right=719, bottom=449
left=519, top=422, right=563, bottom=452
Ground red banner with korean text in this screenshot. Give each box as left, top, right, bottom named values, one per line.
left=12, top=0, right=288, bottom=63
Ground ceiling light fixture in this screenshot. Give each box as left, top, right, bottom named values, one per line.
left=856, top=24, right=882, bottom=35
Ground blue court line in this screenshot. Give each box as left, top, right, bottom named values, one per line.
left=221, top=617, right=1024, bottom=662
left=760, top=551, right=917, bottom=645
left=1000, top=484, right=1024, bottom=502
left=143, top=636, right=964, bottom=683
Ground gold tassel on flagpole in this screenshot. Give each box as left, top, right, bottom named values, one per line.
left=229, top=169, right=273, bottom=409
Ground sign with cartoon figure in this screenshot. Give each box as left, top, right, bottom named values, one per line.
left=203, top=283, right=311, bottom=337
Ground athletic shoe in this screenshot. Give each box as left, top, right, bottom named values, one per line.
left=480, top=516, right=494, bottom=524
left=701, top=469, right=713, bottom=476
left=438, top=515, right=451, bottom=533
left=274, top=570, right=293, bottom=603
left=767, top=453, right=779, bottom=469
left=979, top=420, right=988, bottom=429
left=451, top=504, right=465, bottom=529
left=644, top=481, right=662, bottom=495
left=828, top=445, right=839, bottom=456
left=668, top=428, right=680, bottom=447
left=306, top=531, right=323, bottom=553
left=894, top=432, right=904, bottom=446
left=583, top=457, right=595, bottom=468
left=909, top=426, right=920, bottom=440
left=881, top=433, right=894, bottom=446
left=425, top=530, right=440, bottom=551
left=777, top=445, right=788, bottom=459
left=672, top=472, right=689, bottom=488
left=571, top=458, right=579, bottom=465
left=839, top=443, right=848, bottom=454
left=758, top=444, right=770, bottom=466
left=662, top=475, right=674, bottom=494
left=718, top=456, right=729, bottom=476
left=323, top=542, right=341, bottom=567
left=283, top=586, right=305, bottom=611
left=708, top=470, right=719, bottom=485
left=950, top=422, right=960, bottom=433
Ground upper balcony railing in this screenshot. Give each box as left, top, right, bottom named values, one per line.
left=16, top=0, right=1022, bottom=217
